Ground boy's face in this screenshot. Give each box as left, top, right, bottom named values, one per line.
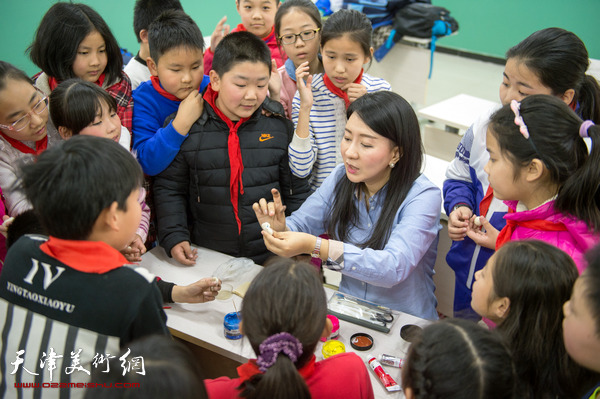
left=115, top=188, right=142, bottom=250
left=148, top=46, right=204, bottom=100
left=236, top=0, right=279, bottom=38
left=210, top=61, right=270, bottom=121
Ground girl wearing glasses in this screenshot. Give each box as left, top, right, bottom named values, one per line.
left=0, top=61, right=60, bottom=217
left=272, top=0, right=323, bottom=119
left=290, top=9, right=391, bottom=191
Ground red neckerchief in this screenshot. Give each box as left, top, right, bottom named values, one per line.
left=478, top=186, right=494, bottom=218
left=323, top=69, right=363, bottom=109
left=203, top=83, right=250, bottom=233
left=569, top=100, right=577, bottom=112
left=0, top=130, right=47, bottom=155
left=237, top=355, right=316, bottom=383
left=234, top=24, right=276, bottom=42
left=495, top=210, right=568, bottom=250
left=40, top=236, right=130, bottom=273
left=151, top=76, right=181, bottom=102
left=49, top=73, right=106, bottom=91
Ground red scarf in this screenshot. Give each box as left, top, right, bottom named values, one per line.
left=234, top=23, right=276, bottom=42
left=478, top=186, right=494, bottom=219
left=151, top=76, right=181, bottom=102
left=48, top=73, right=106, bottom=91
left=323, top=69, right=364, bottom=109
left=237, top=355, right=316, bottom=383
left=40, top=236, right=130, bottom=273
left=0, top=130, right=47, bottom=154
left=203, top=84, right=250, bottom=233
left=495, top=210, right=568, bottom=250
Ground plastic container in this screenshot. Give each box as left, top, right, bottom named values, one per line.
left=224, top=312, right=242, bottom=340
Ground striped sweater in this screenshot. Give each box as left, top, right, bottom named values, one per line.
left=289, top=73, right=391, bottom=191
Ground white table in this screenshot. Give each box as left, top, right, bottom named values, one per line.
left=418, top=93, right=499, bottom=132
left=140, top=246, right=430, bottom=398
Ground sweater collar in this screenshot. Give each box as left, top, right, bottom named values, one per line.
left=323, top=69, right=363, bottom=109
left=40, top=236, right=129, bottom=273
left=203, top=84, right=250, bottom=234
left=237, top=355, right=316, bottom=383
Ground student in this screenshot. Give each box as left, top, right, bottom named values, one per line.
left=471, top=240, right=597, bottom=398
left=85, top=335, right=208, bottom=399
left=0, top=136, right=169, bottom=394
left=401, top=318, right=515, bottom=399
left=203, top=0, right=286, bottom=75
left=204, top=258, right=374, bottom=399
left=290, top=9, right=391, bottom=191
left=49, top=79, right=148, bottom=261
left=132, top=10, right=209, bottom=176
left=0, top=61, right=61, bottom=216
left=444, top=27, right=600, bottom=319
left=124, top=0, right=184, bottom=89
left=28, top=3, right=134, bottom=131
left=254, top=91, right=440, bottom=319
left=154, top=31, right=309, bottom=266
left=0, top=189, right=8, bottom=267
left=468, top=95, right=600, bottom=271
left=271, top=0, right=323, bottom=119
left=563, top=245, right=600, bottom=399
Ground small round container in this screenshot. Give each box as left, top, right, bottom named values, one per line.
left=350, top=333, right=374, bottom=351
left=322, top=340, right=346, bottom=359
left=223, top=312, right=242, bottom=340
left=320, top=315, right=340, bottom=342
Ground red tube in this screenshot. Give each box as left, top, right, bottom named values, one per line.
left=367, top=355, right=401, bottom=392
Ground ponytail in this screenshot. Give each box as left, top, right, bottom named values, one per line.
left=556, top=122, right=600, bottom=231
left=241, top=356, right=310, bottom=399
left=577, top=75, right=600, bottom=123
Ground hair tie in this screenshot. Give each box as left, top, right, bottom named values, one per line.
left=256, top=332, right=303, bottom=372
left=579, top=120, right=595, bottom=138
left=510, top=100, right=530, bottom=139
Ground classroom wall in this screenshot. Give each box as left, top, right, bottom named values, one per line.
left=0, top=0, right=598, bottom=77
left=434, top=0, right=600, bottom=60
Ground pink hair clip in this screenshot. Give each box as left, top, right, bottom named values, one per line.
left=510, top=100, right=530, bottom=139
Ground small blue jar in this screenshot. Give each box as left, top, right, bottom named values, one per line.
left=224, top=312, right=242, bottom=340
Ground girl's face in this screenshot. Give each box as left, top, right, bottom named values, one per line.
left=278, top=9, right=320, bottom=67
left=484, top=128, right=526, bottom=202
left=322, top=34, right=371, bottom=89
left=341, top=113, right=399, bottom=195
left=498, top=58, right=553, bottom=105
left=78, top=100, right=121, bottom=143
left=563, top=277, right=600, bottom=373
left=72, top=31, right=108, bottom=83
left=0, top=79, right=48, bottom=142
left=471, top=254, right=499, bottom=320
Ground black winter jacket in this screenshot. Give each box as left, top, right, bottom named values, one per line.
left=154, top=101, right=310, bottom=264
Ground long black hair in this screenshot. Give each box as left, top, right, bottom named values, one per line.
left=326, top=91, right=423, bottom=249
left=239, top=259, right=326, bottom=398
left=506, top=27, right=600, bottom=122
left=489, top=94, right=600, bottom=231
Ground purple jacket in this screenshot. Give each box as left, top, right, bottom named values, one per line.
left=504, top=200, right=600, bottom=273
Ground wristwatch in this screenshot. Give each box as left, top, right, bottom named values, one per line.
left=311, top=237, right=322, bottom=258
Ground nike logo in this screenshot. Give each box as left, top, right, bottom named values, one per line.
left=259, top=133, right=274, bottom=142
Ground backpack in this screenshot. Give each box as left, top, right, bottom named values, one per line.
left=340, top=0, right=429, bottom=28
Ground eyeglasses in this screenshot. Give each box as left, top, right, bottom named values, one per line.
left=279, top=28, right=320, bottom=45
left=0, top=88, right=49, bottom=132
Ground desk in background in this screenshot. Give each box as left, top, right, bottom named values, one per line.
left=140, top=246, right=430, bottom=399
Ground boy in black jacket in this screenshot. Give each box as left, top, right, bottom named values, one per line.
left=154, top=31, right=309, bottom=265
left=0, top=136, right=168, bottom=395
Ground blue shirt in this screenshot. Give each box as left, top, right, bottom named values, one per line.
left=286, top=164, right=441, bottom=319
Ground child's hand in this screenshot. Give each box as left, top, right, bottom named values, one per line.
left=252, top=188, right=287, bottom=232
left=172, top=91, right=204, bottom=136
left=122, top=234, right=146, bottom=263
left=171, top=277, right=221, bottom=303
left=0, top=215, right=14, bottom=238
left=171, top=241, right=198, bottom=266
left=343, top=83, right=367, bottom=103
left=296, top=62, right=313, bottom=111
left=268, top=60, right=282, bottom=103
left=466, top=216, right=498, bottom=249
left=210, top=16, right=230, bottom=53
left=262, top=230, right=315, bottom=258
left=448, top=206, right=473, bottom=241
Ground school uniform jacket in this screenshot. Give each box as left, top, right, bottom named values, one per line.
left=154, top=101, right=310, bottom=265
left=0, top=235, right=168, bottom=399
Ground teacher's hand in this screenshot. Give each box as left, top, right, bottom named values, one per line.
left=252, top=188, right=287, bottom=232
left=262, top=230, right=315, bottom=258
